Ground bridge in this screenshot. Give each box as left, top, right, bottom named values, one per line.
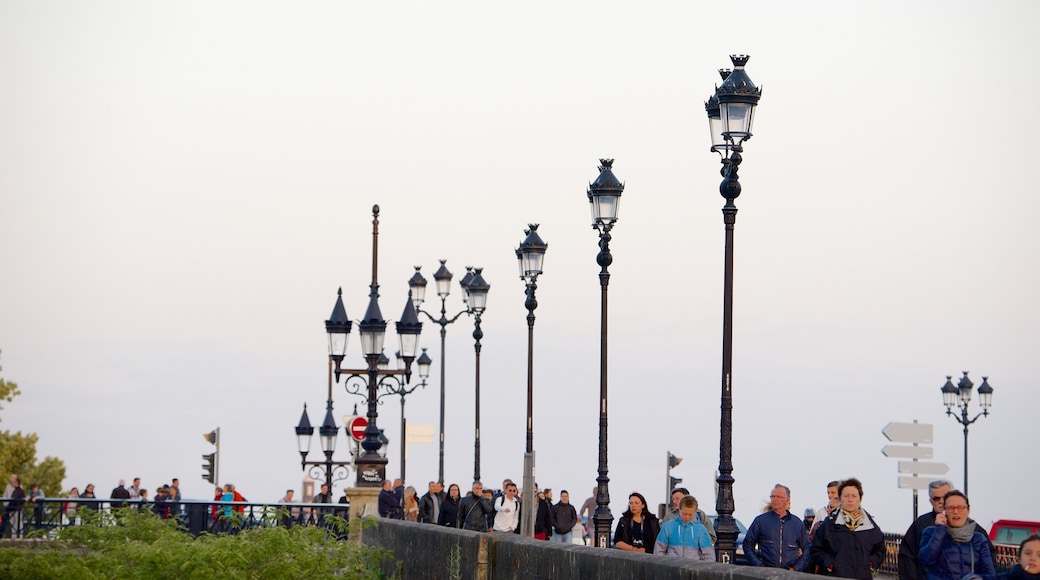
left=1, top=498, right=1019, bottom=579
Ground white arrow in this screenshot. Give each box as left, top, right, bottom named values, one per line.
left=898, top=476, right=934, bottom=489
left=882, top=422, right=933, bottom=444
left=897, top=461, right=949, bottom=475
left=882, top=445, right=934, bottom=459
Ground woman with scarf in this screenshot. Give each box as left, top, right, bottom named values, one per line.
left=920, top=490, right=994, bottom=580
left=810, top=478, right=885, bottom=578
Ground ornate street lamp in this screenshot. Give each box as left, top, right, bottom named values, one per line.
left=517, top=224, right=547, bottom=538
left=300, top=205, right=425, bottom=496
left=587, top=158, right=624, bottom=549
left=940, top=372, right=994, bottom=496
left=463, top=267, right=490, bottom=482
left=704, top=54, right=761, bottom=564
left=408, top=259, right=479, bottom=482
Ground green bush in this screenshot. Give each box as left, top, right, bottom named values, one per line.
left=0, top=508, right=391, bottom=579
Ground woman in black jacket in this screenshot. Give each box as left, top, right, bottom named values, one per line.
left=810, top=478, right=885, bottom=579
left=438, top=484, right=461, bottom=528
left=613, top=492, right=661, bottom=553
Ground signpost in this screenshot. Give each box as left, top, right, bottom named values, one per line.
left=882, top=420, right=943, bottom=519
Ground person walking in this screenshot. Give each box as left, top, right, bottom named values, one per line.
left=550, top=490, right=579, bottom=544
left=438, top=484, right=462, bottom=528
left=743, top=484, right=811, bottom=571
left=654, top=495, right=715, bottom=560
left=458, top=482, right=494, bottom=532
left=613, top=492, right=661, bottom=553
left=919, top=490, right=994, bottom=580
left=810, top=478, right=885, bottom=579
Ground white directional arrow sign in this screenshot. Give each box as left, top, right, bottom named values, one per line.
left=882, top=422, right=933, bottom=444
left=897, top=461, right=949, bottom=475
left=882, top=445, right=934, bottom=459
left=898, top=476, right=934, bottom=489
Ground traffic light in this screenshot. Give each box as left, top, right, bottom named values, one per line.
left=202, top=453, right=216, bottom=484
left=668, top=453, right=682, bottom=469
left=670, top=475, right=683, bottom=489
left=204, top=430, right=219, bottom=445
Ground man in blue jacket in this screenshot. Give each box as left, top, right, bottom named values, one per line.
left=654, top=495, right=715, bottom=560
left=743, top=484, right=811, bottom=571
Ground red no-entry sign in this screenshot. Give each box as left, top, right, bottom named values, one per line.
left=349, top=416, right=368, bottom=442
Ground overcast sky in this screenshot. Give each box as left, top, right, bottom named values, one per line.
left=2, top=1, right=1038, bottom=533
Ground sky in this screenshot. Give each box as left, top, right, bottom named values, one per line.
left=2, top=1, right=1038, bottom=535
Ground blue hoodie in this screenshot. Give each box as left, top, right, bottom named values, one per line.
left=655, top=516, right=715, bottom=560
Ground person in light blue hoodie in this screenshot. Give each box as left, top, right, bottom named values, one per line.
left=655, top=495, right=715, bottom=560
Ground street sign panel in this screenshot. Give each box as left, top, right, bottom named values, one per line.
left=882, top=445, right=934, bottom=459
left=349, top=416, right=369, bottom=442
left=898, top=476, right=934, bottom=489
left=897, top=461, right=949, bottom=475
left=882, top=422, right=933, bottom=444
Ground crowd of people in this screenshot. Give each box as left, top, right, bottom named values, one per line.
left=368, top=474, right=1034, bottom=580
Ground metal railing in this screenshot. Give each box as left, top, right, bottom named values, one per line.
left=0, top=497, right=349, bottom=539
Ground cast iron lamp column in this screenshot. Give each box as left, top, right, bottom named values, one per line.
left=388, top=349, right=432, bottom=483
left=408, top=260, right=472, bottom=482
left=517, top=224, right=547, bottom=538
left=704, top=54, right=761, bottom=564
left=321, top=205, right=424, bottom=487
left=940, top=372, right=994, bottom=496
left=461, top=268, right=491, bottom=482
left=587, top=159, right=624, bottom=549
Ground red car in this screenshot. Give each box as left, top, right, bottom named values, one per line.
left=990, top=520, right=1040, bottom=547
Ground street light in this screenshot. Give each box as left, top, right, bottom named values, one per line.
left=408, top=259, right=478, bottom=482
left=300, top=205, right=425, bottom=496
left=517, top=224, right=547, bottom=538
left=385, top=349, right=432, bottom=483
left=461, top=268, right=491, bottom=482
left=704, top=54, right=761, bottom=564
left=587, top=158, right=624, bottom=549
left=940, top=372, right=994, bottom=496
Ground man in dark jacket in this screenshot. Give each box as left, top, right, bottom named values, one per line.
left=378, top=479, right=403, bottom=519
left=743, top=484, right=811, bottom=571
left=110, top=480, right=131, bottom=509
left=458, top=482, right=493, bottom=532
left=549, top=490, right=579, bottom=543
left=418, top=481, right=442, bottom=524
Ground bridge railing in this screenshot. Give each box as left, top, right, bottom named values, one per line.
left=0, top=497, right=348, bottom=538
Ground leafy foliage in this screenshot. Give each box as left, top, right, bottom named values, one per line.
left=0, top=508, right=392, bottom=578
left=0, top=351, right=66, bottom=497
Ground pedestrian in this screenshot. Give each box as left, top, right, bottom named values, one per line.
left=438, top=483, right=461, bottom=528
left=978, top=534, right=1040, bottom=580
left=550, top=490, right=579, bottom=544
left=1, top=474, right=25, bottom=538
left=743, top=484, right=811, bottom=571
left=419, top=481, right=442, bottom=524
left=458, top=481, right=494, bottom=532
left=613, top=492, right=661, bottom=553
left=27, top=483, right=45, bottom=530
left=662, top=487, right=717, bottom=544
left=809, top=477, right=885, bottom=579
left=63, top=487, right=80, bottom=525
left=492, top=482, right=520, bottom=533
left=533, top=490, right=552, bottom=540
left=654, top=495, right=715, bottom=560
left=900, top=480, right=994, bottom=580
left=378, top=479, right=403, bottom=519
left=403, top=486, right=419, bottom=522
left=110, top=479, right=131, bottom=510
left=919, top=490, right=995, bottom=580
left=810, top=480, right=840, bottom=541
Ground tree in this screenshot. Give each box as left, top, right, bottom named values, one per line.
left=0, top=350, right=66, bottom=496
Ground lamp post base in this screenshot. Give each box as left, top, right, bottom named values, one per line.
left=520, top=451, right=536, bottom=538
left=354, top=457, right=387, bottom=488
left=344, top=486, right=382, bottom=523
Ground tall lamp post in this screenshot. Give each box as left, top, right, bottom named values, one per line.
left=587, top=159, right=624, bottom=549
left=940, top=372, right=993, bottom=496
left=317, top=205, right=425, bottom=492
left=704, top=54, right=761, bottom=564
left=384, top=349, right=432, bottom=483
left=461, top=268, right=491, bottom=482
left=517, top=224, right=547, bottom=538
left=408, top=260, right=474, bottom=482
